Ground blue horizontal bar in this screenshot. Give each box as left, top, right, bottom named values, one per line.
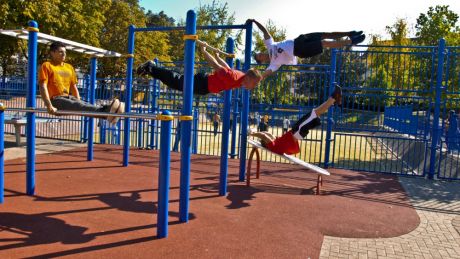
left=134, top=24, right=246, bottom=32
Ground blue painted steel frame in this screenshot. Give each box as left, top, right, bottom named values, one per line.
left=26, top=21, right=38, bottom=195
left=157, top=110, right=172, bottom=238
left=219, top=37, right=234, bottom=196
left=123, top=25, right=136, bottom=166
left=238, top=22, right=253, bottom=181
left=428, top=39, right=446, bottom=179
left=179, top=10, right=197, bottom=223
left=324, top=49, right=338, bottom=168
left=87, top=57, right=97, bottom=161
left=0, top=107, right=4, bottom=203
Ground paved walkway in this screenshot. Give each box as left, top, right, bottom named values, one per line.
left=320, top=177, right=460, bottom=259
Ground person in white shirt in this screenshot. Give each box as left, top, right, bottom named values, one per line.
left=248, top=19, right=365, bottom=79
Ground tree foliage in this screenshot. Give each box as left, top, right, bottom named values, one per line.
left=415, top=5, right=460, bottom=46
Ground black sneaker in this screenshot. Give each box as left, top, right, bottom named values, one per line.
left=136, top=60, right=155, bottom=76
left=351, top=34, right=365, bottom=45
left=349, top=30, right=363, bottom=37
left=331, top=85, right=342, bottom=106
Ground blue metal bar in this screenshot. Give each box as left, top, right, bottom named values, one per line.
left=219, top=37, right=234, bottom=196
left=123, top=25, right=136, bottom=166
left=238, top=22, right=253, bottom=181
left=324, top=49, right=338, bottom=168
left=230, top=60, right=241, bottom=158
left=134, top=24, right=246, bottom=32
left=26, top=20, right=38, bottom=195
left=157, top=110, right=172, bottom=238
left=179, top=10, right=197, bottom=223
left=428, top=39, right=446, bottom=179
left=87, top=57, right=97, bottom=161
left=0, top=106, right=4, bottom=203
left=149, top=59, right=160, bottom=149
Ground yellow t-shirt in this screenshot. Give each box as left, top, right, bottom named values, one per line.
left=38, top=61, right=77, bottom=98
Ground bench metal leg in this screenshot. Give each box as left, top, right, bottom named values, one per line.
left=246, top=147, right=260, bottom=187
left=14, top=124, right=22, bottom=146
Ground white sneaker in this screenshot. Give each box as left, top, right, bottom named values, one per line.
left=107, top=99, right=120, bottom=125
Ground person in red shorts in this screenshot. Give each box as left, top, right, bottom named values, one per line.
left=136, top=41, right=262, bottom=94
left=250, top=85, right=342, bottom=155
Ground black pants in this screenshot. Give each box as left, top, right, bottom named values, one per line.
left=51, top=95, right=110, bottom=112
left=291, top=111, right=321, bottom=138
left=149, top=66, right=209, bottom=95
left=293, top=33, right=324, bottom=58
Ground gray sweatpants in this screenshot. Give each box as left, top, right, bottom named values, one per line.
left=51, top=95, right=111, bottom=113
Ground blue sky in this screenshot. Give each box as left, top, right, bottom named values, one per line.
left=140, top=0, right=460, bottom=43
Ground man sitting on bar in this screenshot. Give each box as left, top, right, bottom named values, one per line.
left=38, top=41, right=124, bottom=124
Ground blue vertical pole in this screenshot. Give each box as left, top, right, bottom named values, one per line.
left=149, top=59, right=159, bottom=149
left=123, top=25, right=136, bottom=166
left=87, top=57, right=97, bottom=161
left=219, top=38, right=235, bottom=196
left=192, top=108, right=198, bottom=154
left=238, top=22, right=253, bottom=181
left=157, top=110, right=172, bottom=238
left=428, top=39, right=446, bottom=179
left=230, top=60, right=241, bottom=158
left=324, top=49, right=337, bottom=168
left=0, top=104, right=4, bottom=203
left=179, top=10, right=196, bottom=223
left=26, top=21, right=38, bottom=195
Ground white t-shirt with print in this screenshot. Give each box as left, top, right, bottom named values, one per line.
left=264, top=38, right=297, bottom=72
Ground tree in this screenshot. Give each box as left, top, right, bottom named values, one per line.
left=415, top=5, right=460, bottom=46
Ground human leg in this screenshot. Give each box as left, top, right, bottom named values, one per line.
left=291, top=85, right=342, bottom=139
left=51, top=96, right=106, bottom=112
left=137, top=61, right=184, bottom=91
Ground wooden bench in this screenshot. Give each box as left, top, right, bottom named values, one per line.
left=247, top=139, right=330, bottom=195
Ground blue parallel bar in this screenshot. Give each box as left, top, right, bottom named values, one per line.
left=157, top=110, right=172, bottom=238
left=87, top=57, right=97, bottom=161
left=219, top=37, right=234, bottom=196
left=123, top=25, right=136, bottom=166
left=26, top=20, right=38, bottom=195
left=0, top=105, right=4, bottom=203
left=324, top=49, right=338, bottom=168
left=238, top=22, right=253, bottom=181
left=429, top=39, right=446, bottom=179
left=230, top=60, right=241, bottom=158
left=149, top=61, right=159, bottom=149
left=134, top=24, right=246, bottom=32
left=179, top=10, right=197, bottom=223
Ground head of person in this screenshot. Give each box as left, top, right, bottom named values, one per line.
left=242, top=68, right=262, bottom=90
left=49, top=41, right=67, bottom=64
left=253, top=52, right=270, bottom=64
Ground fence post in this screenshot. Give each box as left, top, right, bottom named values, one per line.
left=0, top=104, right=4, bottom=203
left=324, top=49, right=338, bottom=168
left=192, top=108, right=198, bottom=154
left=87, top=57, right=97, bottom=161
left=428, top=38, right=446, bottom=179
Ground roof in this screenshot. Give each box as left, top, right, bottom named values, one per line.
left=0, top=29, right=123, bottom=58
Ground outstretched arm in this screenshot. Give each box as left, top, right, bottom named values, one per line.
left=39, top=83, right=57, bottom=115
left=248, top=19, right=272, bottom=40
left=198, top=44, right=224, bottom=71
left=214, top=53, right=231, bottom=69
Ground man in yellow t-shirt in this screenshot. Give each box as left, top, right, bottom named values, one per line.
left=38, top=41, right=124, bottom=124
